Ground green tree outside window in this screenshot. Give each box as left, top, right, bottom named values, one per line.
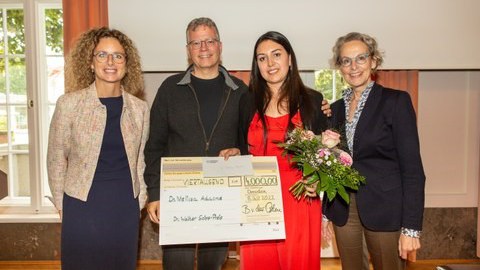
left=314, top=69, right=349, bottom=102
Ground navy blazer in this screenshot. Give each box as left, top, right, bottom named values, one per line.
left=323, top=83, right=425, bottom=231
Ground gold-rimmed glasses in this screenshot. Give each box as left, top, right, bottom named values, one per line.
left=93, top=51, right=127, bottom=64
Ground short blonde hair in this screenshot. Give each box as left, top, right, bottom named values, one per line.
left=332, top=32, right=384, bottom=72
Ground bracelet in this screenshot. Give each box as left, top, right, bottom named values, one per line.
left=401, top=227, right=422, bottom=238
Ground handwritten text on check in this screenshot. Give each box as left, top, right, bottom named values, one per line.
left=159, top=156, right=285, bottom=245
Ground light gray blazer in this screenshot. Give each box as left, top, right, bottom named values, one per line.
left=47, top=83, right=150, bottom=210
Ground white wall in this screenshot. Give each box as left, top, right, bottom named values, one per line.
left=109, top=0, right=480, bottom=71
left=418, top=71, right=480, bottom=207
left=144, top=71, right=480, bottom=208
left=143, top=73, right=172, bottom=106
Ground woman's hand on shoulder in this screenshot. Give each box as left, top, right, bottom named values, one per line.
left=321, top=99, right=332, bottom=117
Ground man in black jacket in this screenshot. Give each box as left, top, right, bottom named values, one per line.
left=144, top=17, right=330, bottom=270
left=143, top=17, right=247, bottom=270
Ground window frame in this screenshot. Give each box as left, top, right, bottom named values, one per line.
left=0, top=0, right=62, bottom=222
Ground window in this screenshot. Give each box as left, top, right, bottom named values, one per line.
left=314, top=69, right=349, bottom=103
left=0, top=5, right=28, bottom=203
left=0, top=0, right=63, bottom=220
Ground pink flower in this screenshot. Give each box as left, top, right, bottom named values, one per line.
left=301, top=130, right=315, bottom=141
left=317, top=148, right=331, bottom=158
left=338, top=151, right=353, bottom=166
left=321, top=130, right=341, bottom=148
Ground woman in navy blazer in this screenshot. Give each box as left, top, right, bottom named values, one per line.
left=322, top=32, right=425, bottom=270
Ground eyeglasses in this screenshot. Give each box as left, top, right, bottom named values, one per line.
left=187, top=38, right=219, bottom=50
left=93, top=51, right=126, bottom=64
left=339, top=53, right=370, bottom=67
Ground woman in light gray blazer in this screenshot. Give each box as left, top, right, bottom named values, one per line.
left=47, top=27, right=149, bottom=270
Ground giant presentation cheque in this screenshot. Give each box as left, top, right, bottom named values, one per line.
left=159, top=155, right=285, bottom=245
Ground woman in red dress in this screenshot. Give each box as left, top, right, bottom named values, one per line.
left=238, top=31, right=329, bottom=270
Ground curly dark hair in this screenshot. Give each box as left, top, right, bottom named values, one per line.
left=64, top=27, right=144, bottom=99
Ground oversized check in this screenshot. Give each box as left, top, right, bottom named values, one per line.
left=159, top=155, right=285, bottom=245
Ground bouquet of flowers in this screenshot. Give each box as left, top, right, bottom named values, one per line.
left=278, top=128, right=366, bottom=204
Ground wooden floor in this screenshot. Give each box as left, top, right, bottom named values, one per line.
left=0, top=259, right=479, bottom=270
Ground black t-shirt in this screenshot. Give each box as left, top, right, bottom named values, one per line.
left=190, top=73, right=225, bottom=137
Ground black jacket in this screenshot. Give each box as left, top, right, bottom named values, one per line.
left=144, top=65, right=248, bottom=201
left=238, top=88, right=328, bottom=155
left=323, top=83, right=425, bottom=231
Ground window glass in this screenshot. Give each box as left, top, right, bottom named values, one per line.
left=8, top=57, right=26, bottom=102
left=11, top=105, right=28, bottom=149
left=45, top=9, right=63, bottom=55
left=314, top=69, right=349, bottom=102
left=0, top=59, right=5, bottom=102
left=0, top=9, right=3, bottom=55
left=6, top=9, right=25, bottom=55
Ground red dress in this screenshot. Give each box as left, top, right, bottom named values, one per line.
left=240, top=112, right=321, bottom=270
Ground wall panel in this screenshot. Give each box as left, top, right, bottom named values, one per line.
left=109, top=0, right=480, bottom=71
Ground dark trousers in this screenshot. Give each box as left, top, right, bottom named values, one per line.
left=162, top=242, right=229, bottom=270
left=333, top=195, right=406, bottom=270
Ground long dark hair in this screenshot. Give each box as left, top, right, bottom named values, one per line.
left=249, top=31, right=314, bottom=152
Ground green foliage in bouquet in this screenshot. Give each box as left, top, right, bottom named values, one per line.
left=278, top=128, right=366, bottom=204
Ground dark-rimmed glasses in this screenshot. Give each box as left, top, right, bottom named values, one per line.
left=339, top=53, right=370, bottom=67
left=93, top=51, right=126, bottom=64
